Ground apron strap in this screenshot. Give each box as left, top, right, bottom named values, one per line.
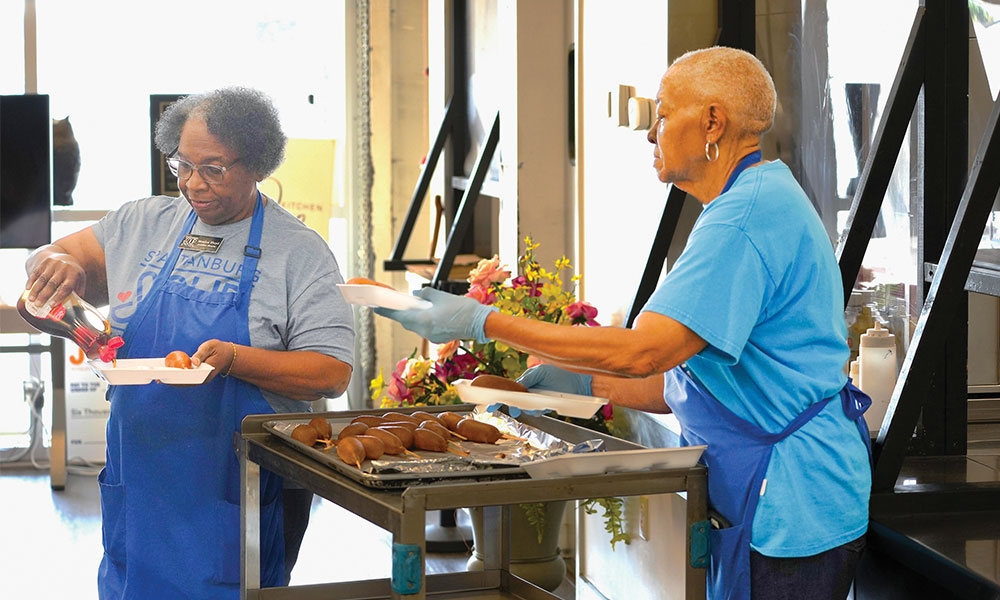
left=842, top=381, right=874, bottom=471
left=124, top=209, right=199, bottom=344
left=124, top=192, right=266, bottom=348
left=721, top=150, right=763, bottom=195
left=236, top=191, right=265, bottom=312
left=760, top=395, right=834, bottom=445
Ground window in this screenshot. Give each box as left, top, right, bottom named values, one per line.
left=31, top=0, right=345, bottom=212
left=1, top=1, right=349, bottom=452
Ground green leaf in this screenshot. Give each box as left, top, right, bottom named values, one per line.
left=580, top=497, right=631, bottom=550
left=520, top=502, right=548, bottom=544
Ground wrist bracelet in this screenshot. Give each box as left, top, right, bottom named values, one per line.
left=221, top=342, right=237, bottom=378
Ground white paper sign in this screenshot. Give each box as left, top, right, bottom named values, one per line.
left=65, top=346, right=109, bottom=464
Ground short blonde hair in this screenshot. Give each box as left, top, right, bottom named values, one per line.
left=668, top=46, right=776, bottom=138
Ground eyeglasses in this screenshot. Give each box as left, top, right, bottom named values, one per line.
left=166, top=156, right=241, bottom=184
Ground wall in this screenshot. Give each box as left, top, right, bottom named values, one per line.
left=369, top=0, right=431, bottom=383
left=496, top=0, right=573, bottom=271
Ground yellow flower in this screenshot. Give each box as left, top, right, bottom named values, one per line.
left=369, top=370, right=386, bottom=398
left=373, top=239, right=604, bottom=410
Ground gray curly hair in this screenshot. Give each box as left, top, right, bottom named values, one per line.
left=153, top=87, right=286, bottom=178
left=669, top=46, right=776, bottom=138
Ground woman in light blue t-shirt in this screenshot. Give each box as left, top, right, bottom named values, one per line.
left=375, top=46, right=871, bottom=600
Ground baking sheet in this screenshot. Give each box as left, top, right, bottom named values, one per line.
left=453, top=379, right=607, bottom=419
left=336, top=284, right=432, bottom=310
left=265, top=412, right=559, bottom=488
left=521, top=445, right=707, bottom=479
left=88, top=358, right=213, bottom=385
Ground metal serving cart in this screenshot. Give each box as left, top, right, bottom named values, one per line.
left=239, top=407, right=708, bottom=600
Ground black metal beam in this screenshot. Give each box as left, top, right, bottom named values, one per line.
left=447, top=0, right=471, bottom=254
left=430, top=112, right=500, bottom=291
left=836, top=7, right=926, bottom=305
left=915, top=0, right=969, bottom=458
left=716, top=0, right=755, bottom=53
left=384, top=99, right=457, bottom=270
left=385, top=0, right=472, bottom=275
left=873, top=94, right=1000, bottom=491
left=625, top=185, right=688, bottom=328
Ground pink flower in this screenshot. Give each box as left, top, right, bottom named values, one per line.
left=468, top=256, right=511, bottom=288
left=511, top=276, right=542, bottom=297
left=435, top=340, right=460, bottom=361
left=452, top=352, right=480, bottom=377
left=393, top=357, right=409, bottom=376
left=434, top=352, right=480, bottom=381
left=566, top=301, right=599, bottom=326
left=387, top=373, right=413, bottom=403
left=466, top=284, right=497, bottom=305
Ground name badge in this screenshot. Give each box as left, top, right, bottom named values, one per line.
left=178, top=234, right=224, bottom=253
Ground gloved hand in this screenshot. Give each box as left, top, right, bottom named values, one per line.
left=374, top=287, right=497, bottom=344
left=516, top=364, right=593, bottom=397
left=485, top=403, right=549, bottom=418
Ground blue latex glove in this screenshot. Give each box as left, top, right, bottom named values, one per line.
left=373, top=287, right=497, bottom=344
left=485, top=403, right=549, bottom=418
left=516, top=364, right=593, bottom=397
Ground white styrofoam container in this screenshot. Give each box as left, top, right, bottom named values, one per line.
left=88, top=358, right=213, bottom=385
left=453, top=379, right=608, bottom=419
left=336, top=284, right=431, bottom=310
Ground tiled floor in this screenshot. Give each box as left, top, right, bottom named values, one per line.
left=0, top=466, right=574, bottom=599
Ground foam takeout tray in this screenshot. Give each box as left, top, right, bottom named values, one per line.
left=89, top=358, right=213, bottom=385
left=337, top=284, right=432, bottom=310
left=453, top=379, right=608, bottom=419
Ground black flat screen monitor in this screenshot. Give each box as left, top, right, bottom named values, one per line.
left=1, top=94, right=52, bottom=249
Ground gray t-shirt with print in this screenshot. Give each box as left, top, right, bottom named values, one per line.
left=93, top=194, right=355, bottom=414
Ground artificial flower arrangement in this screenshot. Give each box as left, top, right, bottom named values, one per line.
left=370, top=237, right=628, bottom=549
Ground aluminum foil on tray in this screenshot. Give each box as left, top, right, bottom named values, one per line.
left=265, top=408, right=606, bottom=487
left=369, top=409, right=605, bottom=475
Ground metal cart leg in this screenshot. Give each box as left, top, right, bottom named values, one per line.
left=396, top=494, right=429, bottom=599
left=240, top=436, right=262, bottom=600
left=686, top=470, right=708, bottom=600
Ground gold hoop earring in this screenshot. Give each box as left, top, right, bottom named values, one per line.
left=705, top=141, right=720, bottom=162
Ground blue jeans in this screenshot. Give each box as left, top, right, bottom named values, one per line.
left=750, top=535, right=866, bottom=600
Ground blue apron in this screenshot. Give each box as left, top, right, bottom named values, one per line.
left=98, top=194, right=285, bottom=599
left=664, top=367, right=871, bottom=600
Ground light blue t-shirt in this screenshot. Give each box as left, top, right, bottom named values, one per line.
left=643, top=160, right=870, bottom=557
left=93, top=194, right=355, bottom=415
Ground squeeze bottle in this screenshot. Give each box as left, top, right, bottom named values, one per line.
left=16, top=289, right=124, bottom=363
left=858, top=322, right=896, bottom=436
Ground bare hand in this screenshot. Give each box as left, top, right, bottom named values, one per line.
left=25, top=251, right=87, bottom=307
left=192, top=339, right=237, bottom=382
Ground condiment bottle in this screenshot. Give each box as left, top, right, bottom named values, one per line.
left=845, top=291, right=875, bottom=366
left=16, top=289, right=124, bottom=363
left=858, top=322, right=897, bottom=435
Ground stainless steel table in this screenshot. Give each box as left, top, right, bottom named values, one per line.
left=240, top=408, right=708, bottom=600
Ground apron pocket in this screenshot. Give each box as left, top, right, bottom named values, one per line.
left=98, top=468, right=127, bottom=566
left=709, top=524, right=751, bottom=600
